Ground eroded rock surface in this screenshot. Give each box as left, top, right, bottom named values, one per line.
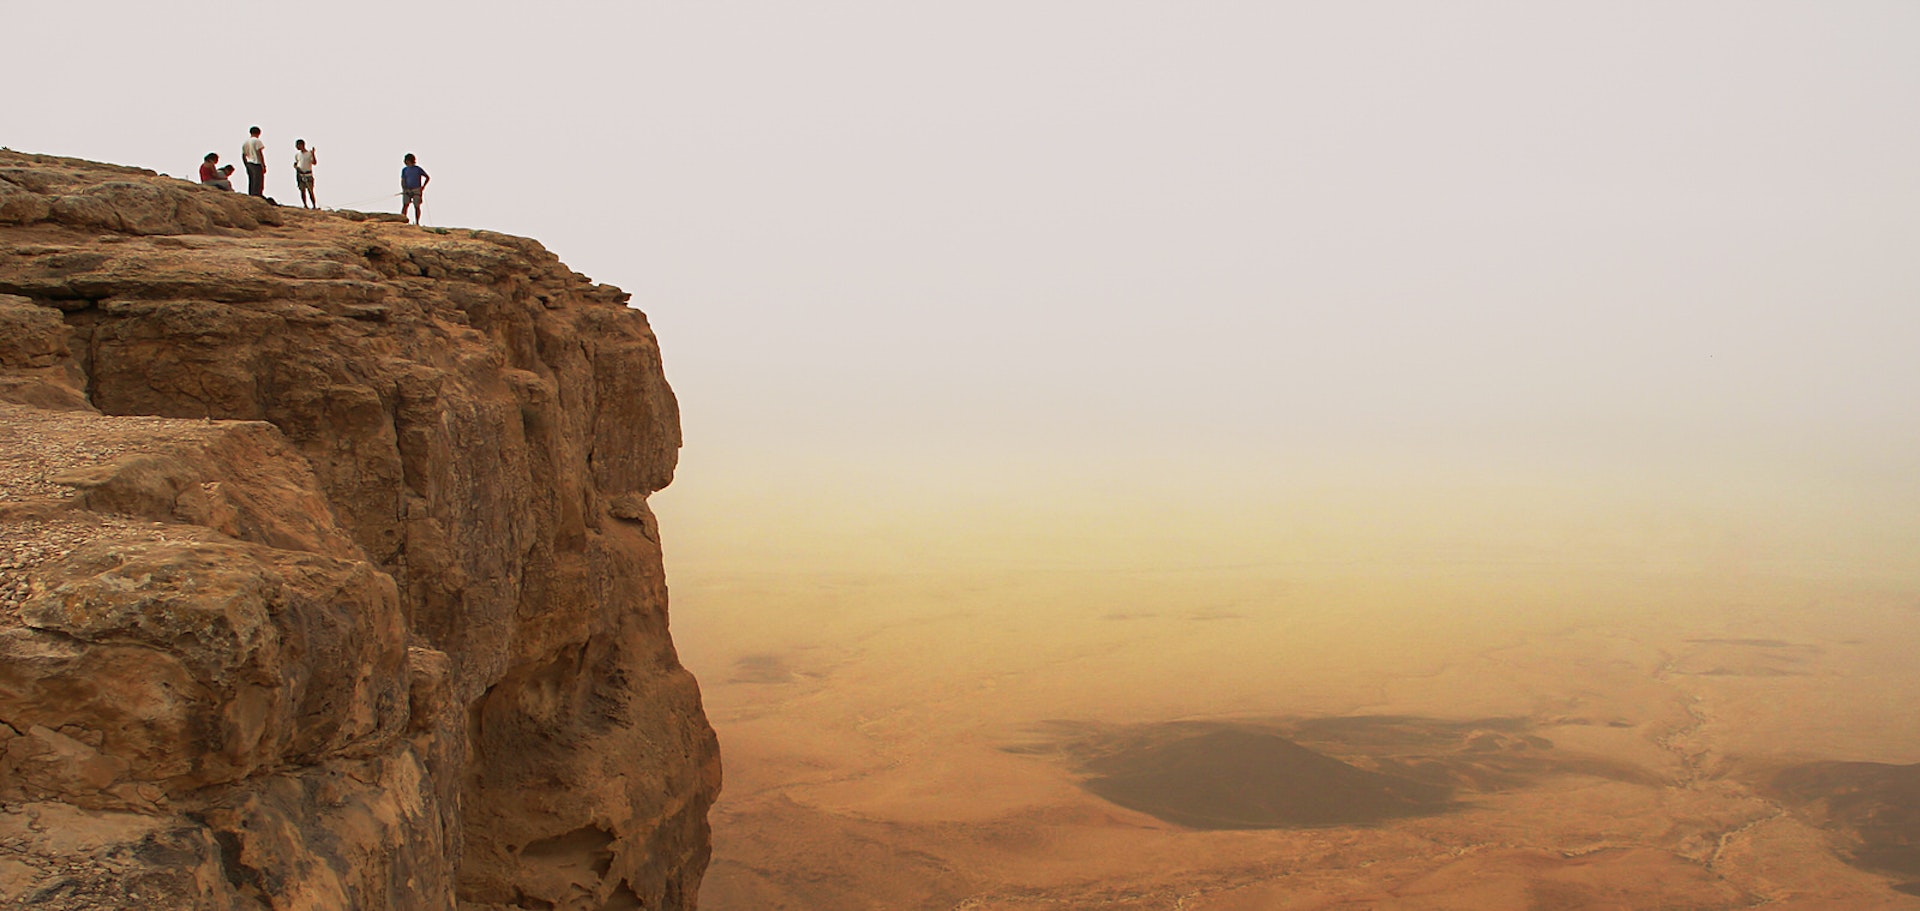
left=0, top=151, right=718, bottom=911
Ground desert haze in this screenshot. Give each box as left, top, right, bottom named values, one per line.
left=8, top=2, right=1918, bottom=908
left=663, top=449, right=1920, bottom=909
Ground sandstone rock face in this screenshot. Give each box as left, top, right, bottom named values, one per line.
left=0, top=151, right=719, bottom=911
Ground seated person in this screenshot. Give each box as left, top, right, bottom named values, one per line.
left=198, top=152, right=235, bottom=191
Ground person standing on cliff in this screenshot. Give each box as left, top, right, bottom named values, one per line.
left=293, top=139, right=318, bottom=208
left=240, top=126, right=266, bottom=197
left=400, top=153, right=430, bottom=225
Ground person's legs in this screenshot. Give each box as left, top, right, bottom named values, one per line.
left=244, top=161, right=264, bottom=196
left=210, top=178, right=233, bottom=191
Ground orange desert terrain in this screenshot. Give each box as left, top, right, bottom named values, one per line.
left=665, top=468, right=1920, bottom=909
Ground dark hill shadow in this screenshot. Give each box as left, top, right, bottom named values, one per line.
left=1012, top=715, right=1658, bottom=831
left=1769, top=760, right=1920, bottom=894
left=1080, top=724, right=1454, bottom=828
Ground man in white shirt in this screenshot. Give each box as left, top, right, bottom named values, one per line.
left=241, top=126, right=266, bottom=197
left=293, top=139, right=318, bottom=208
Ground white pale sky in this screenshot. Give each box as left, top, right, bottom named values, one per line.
left=11, top=2, right=1920, bottom=574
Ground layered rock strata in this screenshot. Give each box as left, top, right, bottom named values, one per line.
left=0, top=151, right=719, bottom=911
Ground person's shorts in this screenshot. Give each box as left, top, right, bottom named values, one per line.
left=296, top=170, right=314, bottom=190
left=403, top=188, right=423, bottom=206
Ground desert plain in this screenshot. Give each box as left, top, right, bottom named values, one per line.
left=661, top=455, right=1920, bottom=910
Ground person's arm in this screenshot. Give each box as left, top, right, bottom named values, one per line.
left=420, top=171, right=430, bottom=190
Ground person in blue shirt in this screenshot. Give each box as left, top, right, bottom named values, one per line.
left=400, top=153, right=431, bottom=225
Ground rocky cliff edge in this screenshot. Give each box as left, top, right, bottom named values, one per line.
left=0, top=151, right=719, bottom=911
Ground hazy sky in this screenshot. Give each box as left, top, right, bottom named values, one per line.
left=12, top=2, right=1920, bottom=575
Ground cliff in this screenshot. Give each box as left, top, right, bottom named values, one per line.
left=0, top=151, right=719, bottom=910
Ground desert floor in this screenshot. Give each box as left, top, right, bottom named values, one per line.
left=666, top=477, right=1920, bottom=909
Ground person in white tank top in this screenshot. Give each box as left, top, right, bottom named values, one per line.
left=293, top=139, right=319, bottom=208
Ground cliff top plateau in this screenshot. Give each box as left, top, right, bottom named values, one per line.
left=0, top=150, right=719, bottom=911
